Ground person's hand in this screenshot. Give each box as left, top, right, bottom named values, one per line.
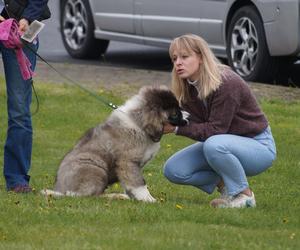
left=18, top=18, right=29, bottom=33
left=163, top=123, right=176, bottom=134
left=0, top=15, right=5, bottom=22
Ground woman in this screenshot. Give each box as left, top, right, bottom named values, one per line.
left=163, top=34, right=276, bottom=208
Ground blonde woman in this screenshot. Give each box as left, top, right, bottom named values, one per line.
left=163, top=34, right=276, bottom=208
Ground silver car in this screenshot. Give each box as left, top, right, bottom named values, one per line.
left=59, top=0, right=300, bottom=82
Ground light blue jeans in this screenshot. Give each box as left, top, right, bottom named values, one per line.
left=0, top=40, right=38, bottom=190
left=164, top=127, right=276, bottom=196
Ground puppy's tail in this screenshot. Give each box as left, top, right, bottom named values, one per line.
left=40, top=189, right=65, bottom=197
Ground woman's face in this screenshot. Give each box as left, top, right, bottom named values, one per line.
left=172, top=49, right=202, bottom=81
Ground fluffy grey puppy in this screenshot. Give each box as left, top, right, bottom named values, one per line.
left=42, top=86, right=188, bottom=202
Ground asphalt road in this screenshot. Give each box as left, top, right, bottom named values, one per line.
left=37, top=1, right=299, bottom=85
left=38, top=0, right=172, bottom=71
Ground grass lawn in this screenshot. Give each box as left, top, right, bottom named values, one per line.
left=0, top=79, right=299, bottom=250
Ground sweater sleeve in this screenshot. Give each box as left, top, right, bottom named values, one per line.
left=21, top=0, right=48, bottom=22
left=176, top=84, right=240, bottom=141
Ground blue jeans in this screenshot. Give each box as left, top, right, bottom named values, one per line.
left=0, top=40, right=38, bottom=190
left=164, top=127, right=276, bottom=196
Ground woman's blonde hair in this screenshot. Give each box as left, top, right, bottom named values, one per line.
left=169, top=34, right=226, bottom=104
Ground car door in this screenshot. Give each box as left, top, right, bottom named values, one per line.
left=137, top=0, right=227, bottom=51
left=90, top=0, right=136, bottom=34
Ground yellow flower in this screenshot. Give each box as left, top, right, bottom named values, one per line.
left=176, top=204, right=183, bottom=210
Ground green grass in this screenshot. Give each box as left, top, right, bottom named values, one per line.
left=0, top=79, right=299, bottom=250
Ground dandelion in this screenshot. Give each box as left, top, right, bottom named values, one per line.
left=290, top=233, right=296, bottom=239
left=176, top=204, right=183, bottom=210
left=166, top=144, right=172, bottom=148
left=147, top=173, right=152, bottom=177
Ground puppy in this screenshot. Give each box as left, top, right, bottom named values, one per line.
left=42, top=86, right=188, bottom=202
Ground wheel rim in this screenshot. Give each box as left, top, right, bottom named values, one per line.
left=230, top=17, right=259, bottom=77
left=62, top=0, right=88, bottom=50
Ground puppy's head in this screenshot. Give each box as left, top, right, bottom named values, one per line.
left=139, top=86, right=189, bottom=142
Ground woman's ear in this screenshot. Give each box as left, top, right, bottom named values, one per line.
left=198, top=54, right=203, bottom=65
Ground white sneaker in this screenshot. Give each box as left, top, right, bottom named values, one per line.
left=211, top=192, right=256, bottom=208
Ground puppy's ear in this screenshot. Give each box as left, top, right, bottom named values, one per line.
left=144, top=124, right=163, bottom=142
left=141, top=107, right=164, bottom=142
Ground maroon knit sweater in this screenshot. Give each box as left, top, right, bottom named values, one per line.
left=176, top=68, right=268, bottom=141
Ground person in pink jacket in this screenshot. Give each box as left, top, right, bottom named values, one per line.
left=0, top=0, right=49, bottom=192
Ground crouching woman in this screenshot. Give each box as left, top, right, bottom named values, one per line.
left=163, top=34, right=276, bottom=208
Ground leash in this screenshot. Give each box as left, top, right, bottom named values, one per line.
left=22, top=40, right=119, bottom=110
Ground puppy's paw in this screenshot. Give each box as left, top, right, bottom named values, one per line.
left=128, top=185, right=156, bottom=203
left=143, top=193, right=156, bottom=203
left=102, top=193, right=130, bottom=200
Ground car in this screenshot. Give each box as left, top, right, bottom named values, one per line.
left=59, top=0, right=300, bottom=82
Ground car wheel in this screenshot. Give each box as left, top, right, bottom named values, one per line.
left=226, top=6, right=278, bottom=82
left=60, top=0, right=109, bottom=59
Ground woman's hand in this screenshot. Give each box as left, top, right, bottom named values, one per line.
left=0, top=15, right=5, bottom=22
left=163, top=123, right=176, bottom=134
left=18, top=18, right=29, bottom=33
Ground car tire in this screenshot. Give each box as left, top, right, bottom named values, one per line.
left=226, top=6, right=278, bottom=82
left=60, top=0, right=109, bottom=59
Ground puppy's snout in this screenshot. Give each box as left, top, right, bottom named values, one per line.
left=168, top=110, right=190, bottom=126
